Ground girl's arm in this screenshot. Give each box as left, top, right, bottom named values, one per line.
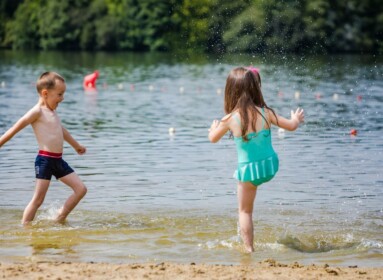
left=0, top=107, right=40, bottom=148
left=208, top=115, right=231, bottom=143
left=62, top=127, right=86, bottom=155
left=269, top=107, right=304, bottom=131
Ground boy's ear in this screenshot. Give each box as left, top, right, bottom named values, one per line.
left=41, top=89, right=48, bottom=98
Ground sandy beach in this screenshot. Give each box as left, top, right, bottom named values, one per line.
left=1, top=259, right=382, bottom=280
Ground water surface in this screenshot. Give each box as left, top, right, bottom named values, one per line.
left=0, top=51, right=382, bottom=266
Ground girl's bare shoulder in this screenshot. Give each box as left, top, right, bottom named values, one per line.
left=221, top=111, right=240, bottom=125
left=221, top=112, right=233, bottom=121
left=264, top=107, right=279, bottom=125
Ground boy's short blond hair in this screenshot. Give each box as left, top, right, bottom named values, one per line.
left=36, top=72, right=65, bottom=94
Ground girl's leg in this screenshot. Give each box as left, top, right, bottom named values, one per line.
left=237, top=181, right=257, bottom=252
left=56, top=172, right=87, bottom=223
left=22, top=179, right=50, bottom=225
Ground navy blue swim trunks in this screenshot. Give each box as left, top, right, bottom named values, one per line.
left=35, top=150, right=74, bottom=180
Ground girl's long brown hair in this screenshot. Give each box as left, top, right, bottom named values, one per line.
left=224, top=67, right=278, bottom=141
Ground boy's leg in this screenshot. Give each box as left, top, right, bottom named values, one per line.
left=56, top=172, right=87, bottom=223
left=22, top=179, right=50, bottom=225
left=237, top=181, right=257, bottom=252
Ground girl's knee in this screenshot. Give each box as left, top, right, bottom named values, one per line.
left=239, top=207, right=253, bottom=215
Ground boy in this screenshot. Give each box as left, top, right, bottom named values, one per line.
left=0, top=72, right=87, bottom=225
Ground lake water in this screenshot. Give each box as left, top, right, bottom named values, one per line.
left=0, top=50, right=382, bottom=267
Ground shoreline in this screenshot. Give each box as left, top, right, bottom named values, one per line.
left=1, top=259, right=383, bottom=279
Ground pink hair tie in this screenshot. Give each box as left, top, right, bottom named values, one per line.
left=248, top=66, right=260, bottom=74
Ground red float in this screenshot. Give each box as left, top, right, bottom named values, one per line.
left=83, top=70, right=99, bottom=89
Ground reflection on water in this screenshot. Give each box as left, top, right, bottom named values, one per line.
left=0, top=50, right=382, bottom=266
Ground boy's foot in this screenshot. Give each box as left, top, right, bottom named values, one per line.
left=54, top=217, right=67, bottom=224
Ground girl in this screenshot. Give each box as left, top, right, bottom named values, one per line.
left=208, top=66, right=304, bottom=252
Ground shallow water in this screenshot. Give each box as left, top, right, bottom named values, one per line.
left=0, top=51, right=382, bottom=266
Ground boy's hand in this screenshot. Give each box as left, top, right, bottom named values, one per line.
left=291, top=108, right=305, bottom=124
left=209, top=120, right=219, bottom=132
left=76, top=145, right=86, bottom=155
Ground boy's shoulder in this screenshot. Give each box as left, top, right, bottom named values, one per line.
left=25, top=103, right=43, bottom=120
left=30, top=103, right=43, bottom=114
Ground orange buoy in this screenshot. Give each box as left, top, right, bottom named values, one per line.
left=83, top=70, right=99, bottom=90
left=350, top=129, right=358, bottom=136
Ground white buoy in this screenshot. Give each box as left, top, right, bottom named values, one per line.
left=168, top=127, right=175, bottom=135
left=333, top=93, right=339, bottom=100
left=117, top=83, right=124, bottom=90
left=0, top=81, right=5, bottom=88
left=179, top=87, right=184, bottom=94
left=216, top=88, right=222, bottom=95
left=278, top=128, right=285, bottom=139
left=294, top=91, right=300, bottom=100
left=149, top=85, right=154, bottom=91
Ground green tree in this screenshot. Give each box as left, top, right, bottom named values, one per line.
left=207, top=0, right=249, bottom=53
left=1, top=0, right=381, bottom=53
left=169, top=0, right=213, bottom=52
left=302, top=0, right=330, bottom=52
left=223, top=0, right=306, bottom=53
left=78, top=0, right=111, bottom=50
left=0, top=0, right=22, bottom=47
left=304, top=0, right=383, bottom=53
left=39, top=2, right=72, bottom=50
left=4, top=0, right=41, bottom=49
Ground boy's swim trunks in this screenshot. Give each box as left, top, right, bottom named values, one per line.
left=35, top=150, right=74, bottom=180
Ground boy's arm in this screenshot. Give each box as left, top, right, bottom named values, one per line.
left=62, top=127, right=86, bottom=155
left=0, top=107, right=40, bottom=148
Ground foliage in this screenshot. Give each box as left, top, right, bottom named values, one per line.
left=4, top=0, right=41, bottom=49
left=0, top=0, right=381, bottom=53
left=0, top=0, right=22, bottom=48
left=169, top=0, right=213, bottom=52
left=207, top=0, right=250, bottom=54
left=304, top=0, right=383, bottom=53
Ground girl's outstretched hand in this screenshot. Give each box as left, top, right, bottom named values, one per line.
left=209, top=120, right=220, bottom=132
left=291, top=108, right=305, bottom=125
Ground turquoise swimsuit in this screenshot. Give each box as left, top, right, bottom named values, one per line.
left=233, top=108, right=279, bottom=187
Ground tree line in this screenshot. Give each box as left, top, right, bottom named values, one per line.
left=0, top=0, right=382, bottom=54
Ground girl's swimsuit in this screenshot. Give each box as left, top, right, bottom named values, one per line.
left=233, top=108, right=279, bottom=187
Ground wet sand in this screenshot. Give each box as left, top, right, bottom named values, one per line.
left=1, top=259, right=382, bottom=280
